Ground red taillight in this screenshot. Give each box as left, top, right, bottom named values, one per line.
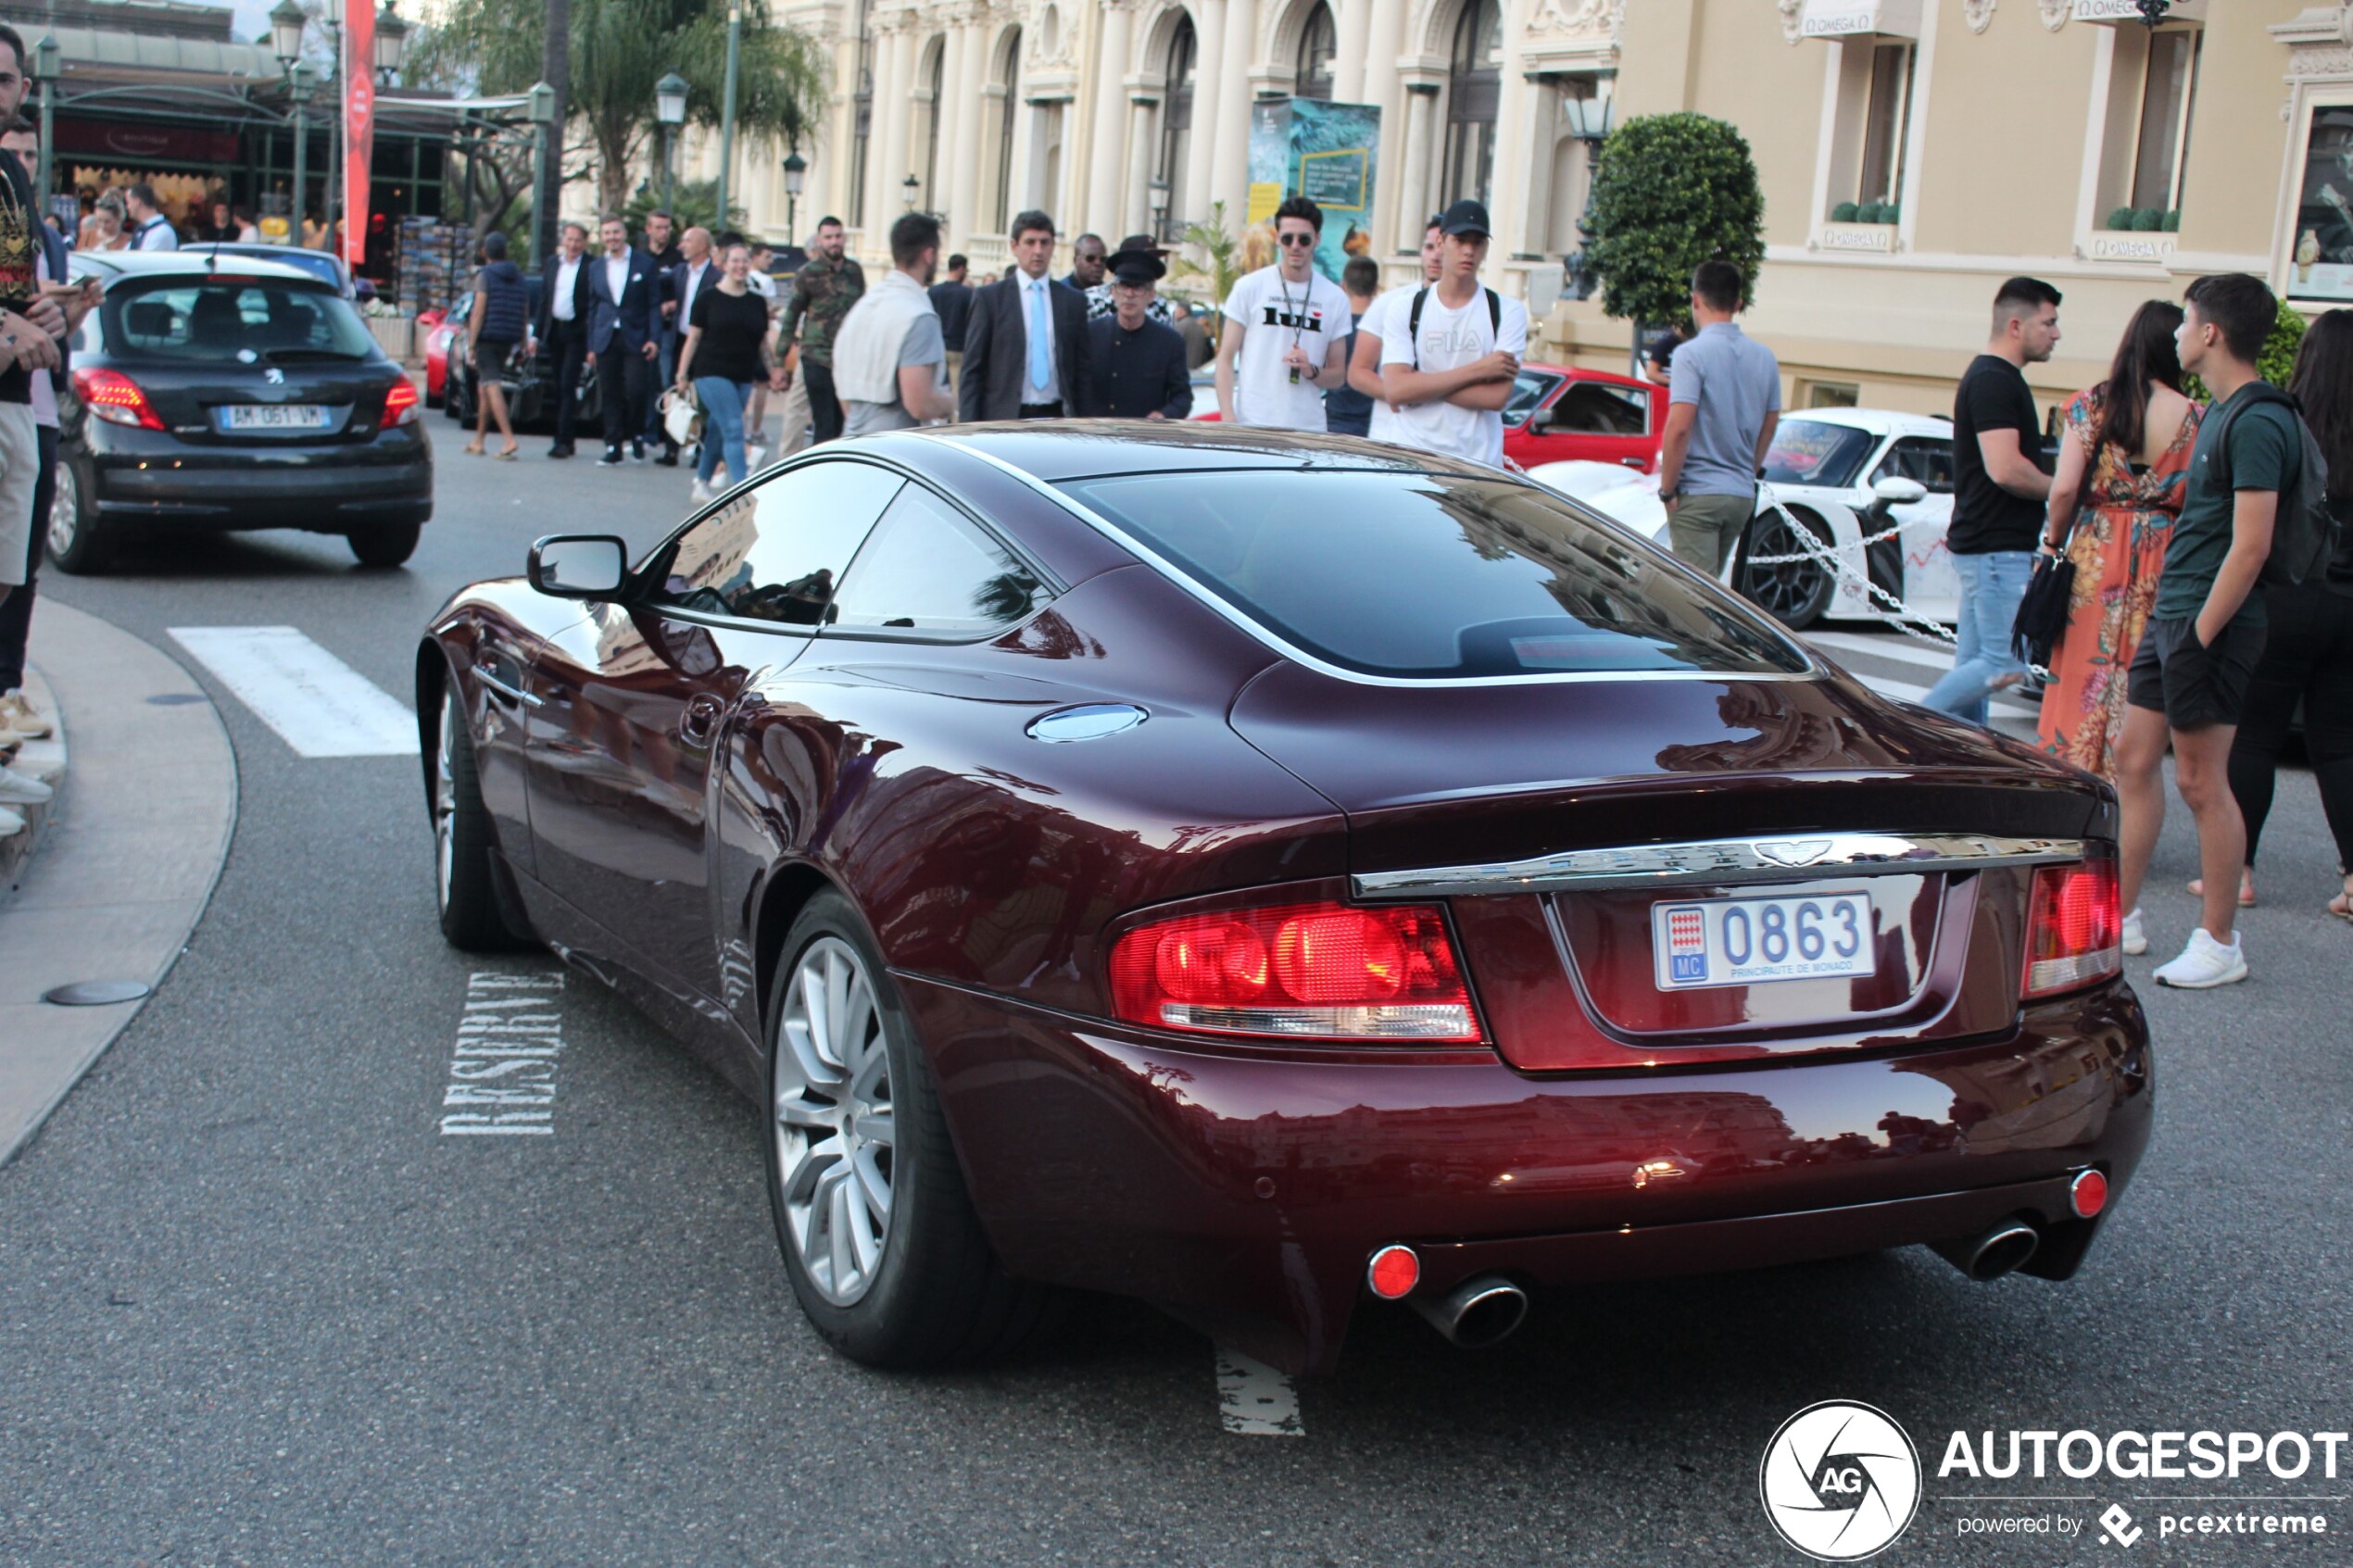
left=383, top=378, right=421, bottom=426
left=72, top=366, right=166, bottom=431
left=1109, top=899, right=1480, bottom=1042
left=2070, top=1168, right=2108, bottom=1219
left=1367, top=1245, right=1420, bottom=1299
left=2022, top=855, right=2121, bottom=998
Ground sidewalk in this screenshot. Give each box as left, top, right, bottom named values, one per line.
left=0, top=601, right=236, bottom=1165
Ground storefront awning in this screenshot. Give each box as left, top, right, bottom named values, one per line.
left=44, top=22, right=274, bottom=84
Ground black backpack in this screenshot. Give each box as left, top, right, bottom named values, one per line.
left=1406, top=285, right=1503, bottom=369
left=2205, top=383, right=2342, bottom=591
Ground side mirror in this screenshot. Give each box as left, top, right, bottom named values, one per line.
left=1526, top=406, right=1556, bottom=432
left=1871, top=476, right=1928, bottom=506
left=528, top=534, right=629, bottom=599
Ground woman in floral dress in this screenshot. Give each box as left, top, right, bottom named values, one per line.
left=2035, top=301, right=2199, bottom=777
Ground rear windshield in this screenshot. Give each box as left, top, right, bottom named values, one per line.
left=1060, top=469, right=1808, bottom=680
left=103, top=281, right=375, bottom=361
left=1762, top=419, right=1878, bottom=490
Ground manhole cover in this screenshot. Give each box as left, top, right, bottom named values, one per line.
left=42, top=981, right=152, bottom=1006
left=146, top=693, right=207, bottom=707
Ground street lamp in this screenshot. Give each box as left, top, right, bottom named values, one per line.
left=529, top=78, right=559, bottom=266
left=655, top=70, right=688, bottom=220
left=782, top=146, right=806, bottom=241
left=372, top=3, right=409, bottom=85
left=31, top=34, right=57, bottom=214
left=902, top=172, right=919, bottom=212
left=289, top=58, right=318, bottom=243
left=270, top=0, right=307, bottom=69
left=714, top=2, right=743, bottom=231
left=1148, top=177, right=1170, bottom=244
left=1561, top=88, right=1614, bottom=303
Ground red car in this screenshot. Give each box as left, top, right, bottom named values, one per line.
left=1502, top=361, right=1664, bottom=472
left=420, top=423, right=2148, bottom=1376
left=422, top=298, right=461, bottom=408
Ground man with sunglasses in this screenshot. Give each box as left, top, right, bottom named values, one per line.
left=1215, top=194, right=1349, bottom=431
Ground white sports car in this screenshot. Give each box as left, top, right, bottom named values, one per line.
left=1528, top=408, right=1963, bottom=632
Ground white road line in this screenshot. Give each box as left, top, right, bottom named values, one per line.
left=1806, top=630, right=1957, bottom=675
left=1845, top=671, right=2039, bottom=721
left=1215, top=1348, right=1303, bottom=1436
left=168, top=626, right=418, bottom=758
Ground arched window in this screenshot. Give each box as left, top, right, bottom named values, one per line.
left=1441, top=0, right=1501, bottom=208
left=921, top=38, right=945, bottom=220
left=1156, top=15, right=1196, bottom=238
left=993, top=28, right=1022, bottom=232
left=1295, top=3, right=1335, bottom=101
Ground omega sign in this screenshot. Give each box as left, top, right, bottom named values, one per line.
left=1799, top=0, right=1923, bottom=36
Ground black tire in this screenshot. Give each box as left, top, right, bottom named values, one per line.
left=764, top=891, right=1059, bottom=1369
left=350, top=522, right=422, bottom=568
left=44, top=455, right=110, bottom=574
left=1736, top=506, right=1838, bottom=631
left=430, top=682, right=524, bottom=951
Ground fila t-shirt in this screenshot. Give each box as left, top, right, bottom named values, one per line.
left=1221, top=264, right=1350, bottom=431
left=1380, top=285, right=1530, bottom=468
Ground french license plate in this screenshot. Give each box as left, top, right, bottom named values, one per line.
left=1652, top=891, right=1877, bottom=990
left=220, top=404, right=329, bottom=432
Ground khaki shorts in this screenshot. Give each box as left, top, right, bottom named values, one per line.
left=1667, top=491, right=1755, bottom=575
left=0, top=402, right=38, bottom=588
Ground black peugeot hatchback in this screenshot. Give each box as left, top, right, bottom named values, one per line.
left=49, top=251, right=433, bottom=573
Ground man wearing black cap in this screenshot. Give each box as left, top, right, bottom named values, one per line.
left=1378, top=198, right=1526, bottom=468
left=1087, top=247, right=1191, bottom=420
left=1085, top=234, right=1177, bottom=325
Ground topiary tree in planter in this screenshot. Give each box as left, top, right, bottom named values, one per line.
left=1831, top=201, right=1860, bottom=223
left=1586, top=112, right=1766, bottom=335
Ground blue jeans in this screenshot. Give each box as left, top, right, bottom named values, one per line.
left=694, top=377, right=752, bottom=486
left=1923, top=549, right=2033, bottom=725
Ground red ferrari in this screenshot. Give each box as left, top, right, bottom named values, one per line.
left=1502, top=361, right=1664, bottom=471
left=420, top=422, right=2147, bottom=1375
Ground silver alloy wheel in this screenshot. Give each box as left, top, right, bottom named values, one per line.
left=46, top=462, right=78, bottom=556
left=774, top=935, right=896, bottom=1306
left=434, top=687, right=459, bottom=912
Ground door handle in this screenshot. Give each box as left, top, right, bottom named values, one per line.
left=1619, top=457, right=1647, bottom=469
left=681, top=692, right=725, bottom=745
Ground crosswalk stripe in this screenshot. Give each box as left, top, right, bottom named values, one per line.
left=169, top=626, right=419, bottom=758
left=1804, top=632, right=2040, bottom=718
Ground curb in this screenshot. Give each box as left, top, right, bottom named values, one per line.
left=0, top=602, right=237, bottom=1167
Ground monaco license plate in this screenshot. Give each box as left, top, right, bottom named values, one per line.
left=1652, top=891, right=1877, bottom=990
left=220, top=403, right=329, bottom=432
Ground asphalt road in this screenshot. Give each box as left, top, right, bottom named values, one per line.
left=3, top=412, right=2348, bottom=1568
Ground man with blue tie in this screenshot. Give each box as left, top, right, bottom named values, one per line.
left=957, top=209, right=1092, bottom=422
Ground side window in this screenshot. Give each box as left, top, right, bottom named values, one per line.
left=1869, top=436, right=1955, bottom=495
left=826, top=483, right=1048, bottom=640
left=1552, top=381, right=1650, bottom=436
left=651, top=458, right=904, bottom=624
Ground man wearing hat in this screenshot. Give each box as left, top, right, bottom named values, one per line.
left=1087, top=246, right=1192, bottom=420
left=1377, top=198, right=1527, bottom=468
left=1086, top=234, right=1176, bottom=325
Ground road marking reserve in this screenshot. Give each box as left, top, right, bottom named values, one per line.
left=168, top=625, right=418, bottom=757
left=439, top=971, right=566, bottom=1136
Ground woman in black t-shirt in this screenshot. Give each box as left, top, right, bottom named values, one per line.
left=673, top=242, right=776, bottom=501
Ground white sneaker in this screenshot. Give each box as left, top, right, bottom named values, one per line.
left=0, top=689, right=48, bottom=738
left=2152, top=927, right=2247, bottom=989
left=0, top=803, right=22, bottom=834
left=0, top=763, right=52, bottom=805
left=2121, top=907, right=2147, bottom=956
left=690, top=479, right=716, bottom=504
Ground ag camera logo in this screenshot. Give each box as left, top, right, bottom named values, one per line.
left=1761, top=1400, right=1922, bottom=1561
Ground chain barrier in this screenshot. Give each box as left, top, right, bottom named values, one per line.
left=1737, top=484, right=2050, bottom=683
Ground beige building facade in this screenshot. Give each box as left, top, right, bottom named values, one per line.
left=661, top=0, right=2353, bottom=418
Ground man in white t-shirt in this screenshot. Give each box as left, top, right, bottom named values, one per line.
left=1377, top=199, right=1528, bottom=468
left=1347, top=213, right=1444, bottom=445
left=1214, top=194, right=1351, bottom=431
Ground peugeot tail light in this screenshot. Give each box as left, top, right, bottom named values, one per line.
left=383, top=378, right=422, bottom=426
left=2022, top=855, right=2121, bottom=999
left=1109, top=899, right=1481, bottom=1042
left=72, top=367, right=167, bottom=431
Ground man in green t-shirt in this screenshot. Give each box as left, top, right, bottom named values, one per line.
left=2116, top=273, right=2294, bottom=990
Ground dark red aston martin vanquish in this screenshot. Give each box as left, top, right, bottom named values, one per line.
left=419, top=422, right=2148, bottom=1376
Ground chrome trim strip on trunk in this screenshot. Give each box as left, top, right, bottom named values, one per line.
left=1352, top=833, right=2088, bottom=899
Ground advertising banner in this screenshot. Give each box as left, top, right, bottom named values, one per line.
left=1243, top=97, right=1381, bottom=284
left=342, top=0, right=374, bottom=270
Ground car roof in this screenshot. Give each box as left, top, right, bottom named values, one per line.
left=1779, top=407, right=1953, bottom=439
left=69, top=251, right=334, bottom=288
left=1520, top=360, right=1652, bottom=390
left=884, top=419, right=1510, bottom=483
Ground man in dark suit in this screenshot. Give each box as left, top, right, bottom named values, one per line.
left=585, top=214, right=661, bottom=464
left=959, top=210, right=1092, bottom=422
left=529, top=220, right=594, bottom=458
left=1087, top=246, right=1190, bottom=420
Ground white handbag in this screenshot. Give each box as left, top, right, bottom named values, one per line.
left=661, top=385, right=704, bottom=448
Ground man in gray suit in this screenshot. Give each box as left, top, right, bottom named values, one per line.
left=957, top=209, right=1092, bottom=422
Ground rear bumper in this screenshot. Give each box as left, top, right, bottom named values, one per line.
left=82, top=431, right=433, bottom=531
left=906, top=976, right=2153, bottom=1375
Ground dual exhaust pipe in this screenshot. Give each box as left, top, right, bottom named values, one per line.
left=1367, top=1246, right=1530, bottom=1348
